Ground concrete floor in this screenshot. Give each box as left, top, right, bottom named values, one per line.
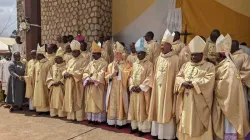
left=0, top=107, right=144, bottom=140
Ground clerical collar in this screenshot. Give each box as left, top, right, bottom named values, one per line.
left=148, top=40, right=156, bottom=44
left=172, top=40, right=182, bottom=45
left=56, top=62, right=65, bottom=67
left=160, top=51, right=175, bottom=58
left=73, top=54, right=82, bottom=60
left=138, top=57, right=147, bottom=63
left=39, top=58, right=48, bottom=63
left=190, top=59, right=206, bottom=66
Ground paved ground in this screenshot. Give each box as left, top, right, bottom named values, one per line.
left=0, top=107, right=144, bottom=140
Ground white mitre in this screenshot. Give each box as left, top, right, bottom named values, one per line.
left=216, top=34, right=232, bottom=53
left=188, top=36, right=206, bottom=53
left=161, top=29, right=174, bottom=44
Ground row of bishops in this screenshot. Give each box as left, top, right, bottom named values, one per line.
left=8, top=28, right=250, bottom=140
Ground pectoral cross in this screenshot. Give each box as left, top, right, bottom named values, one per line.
left=188, top=66, right=195, bottom=80
left=181, top=24, right=192, bottom=45
left=158, top=66, right=166, bottom=87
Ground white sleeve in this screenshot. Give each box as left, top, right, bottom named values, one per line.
left=139, top=84, right=150, bottom=92
left=0, top=61, right=2, bottom=81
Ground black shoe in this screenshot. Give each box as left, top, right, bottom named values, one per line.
left=93, top=121, right=99, bottom=125
left=130, top=129, right=138, bottom=134
left=9, top=107, right=14, bottom=112
left=18, top=107, right=23, bottom=111
left=88, top=120, right=93, bottom=124
left=138, top=131, right=145, bottom=137
left=116, top=125, right=122, bottom=129
left=108, top=124, right=115, bottom=127
left=152, top=136, right=158, bottom=140
left=45, top=112, right=50, bottom=115
left=36, top=112, right=43, bottom=115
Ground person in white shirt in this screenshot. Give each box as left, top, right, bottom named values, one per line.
left=0, top=53, right=11, bottom=103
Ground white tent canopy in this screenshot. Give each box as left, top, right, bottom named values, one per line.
left=0, top=37, right=15, bottom=46
left=0, top=41, right=10, bottom=53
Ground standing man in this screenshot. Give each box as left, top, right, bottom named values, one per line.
left=83, top=41, right=108, bottom=124
left=175, top=36, right=215, bottom=140
left=47, top=47, right=66, bottom=117
left=46, top=44, right=57, bottom=65
left=204, top=29, right=221, bottom=64
left=11, top=36, right=26, bottom=61
left=68, top=35, right=74, bottom=43
left=102, top=36, right=114, bottom=64
left=63, top=45, right=73, bottom=64
left=24, top=50, right=37, bottom=111
left=105, top=41, right=131, bottom=128
left=80, top=41, right=91, bottom=63
left=33, top=45, right=52, bottom=114
left=126, top=43, right=137, bottom=66
left=0, top=53, right=11, bottom=103
left=63, top=40, right=87, bottom=121
left=7, top=52, right=26, bottom=112
left=148, top=29, right=179, bottom=140
left=231, top=40, right=250, bottom=119
left=231, top=40, right=250, bottom=84
left=144, top=31, right=160, bottom=65
left=61, top=36, right=69, bottom=51
left=128, top=37, right=153, bottom=137
left=172, top=31, right=185, bottom=55
left=213, top=34, right=250, bottom=139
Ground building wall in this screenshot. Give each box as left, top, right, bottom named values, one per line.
left=16, top=0, right=25, bottom=42
left=41, top=0, right=112, bottom=44
left=17, top=0, right=112, bottom=45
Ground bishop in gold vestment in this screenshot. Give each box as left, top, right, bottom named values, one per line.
left=105, top=42, right=131, bottom=127
left=63, top=40, right=87, bottom=121
left=144, top=32, right=160, bottom=65
left=126, top=43, right=138, bottom=66
left=231, top=41, right=250, bottom=120
left=212, top=34, right=250, bottom=140
left=148, top=29, right=179, bottom=140
left=24, top=50, right=37, bottom=111
left=179, top=46, right=191, bottom=67
left=46, top=44, right=57, bottom=65
left=175, top=36, right=215, bottom=140
left=128, top=37, right=153, bottom=136
left=83, top=41, right=108, bottom=123
left=80, top=41, right=91, bottom=64
left=63, top=45, right=73, bottom=64
left=33, top=45, right=52, bottom=113
left=46, top=48, right=66, bottom=117
left=204, top=30, right=221, bottom=64
left=172, top=31, right=185, bottom=55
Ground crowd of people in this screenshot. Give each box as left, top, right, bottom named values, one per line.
left=0, top=28, right=250, bottom=140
